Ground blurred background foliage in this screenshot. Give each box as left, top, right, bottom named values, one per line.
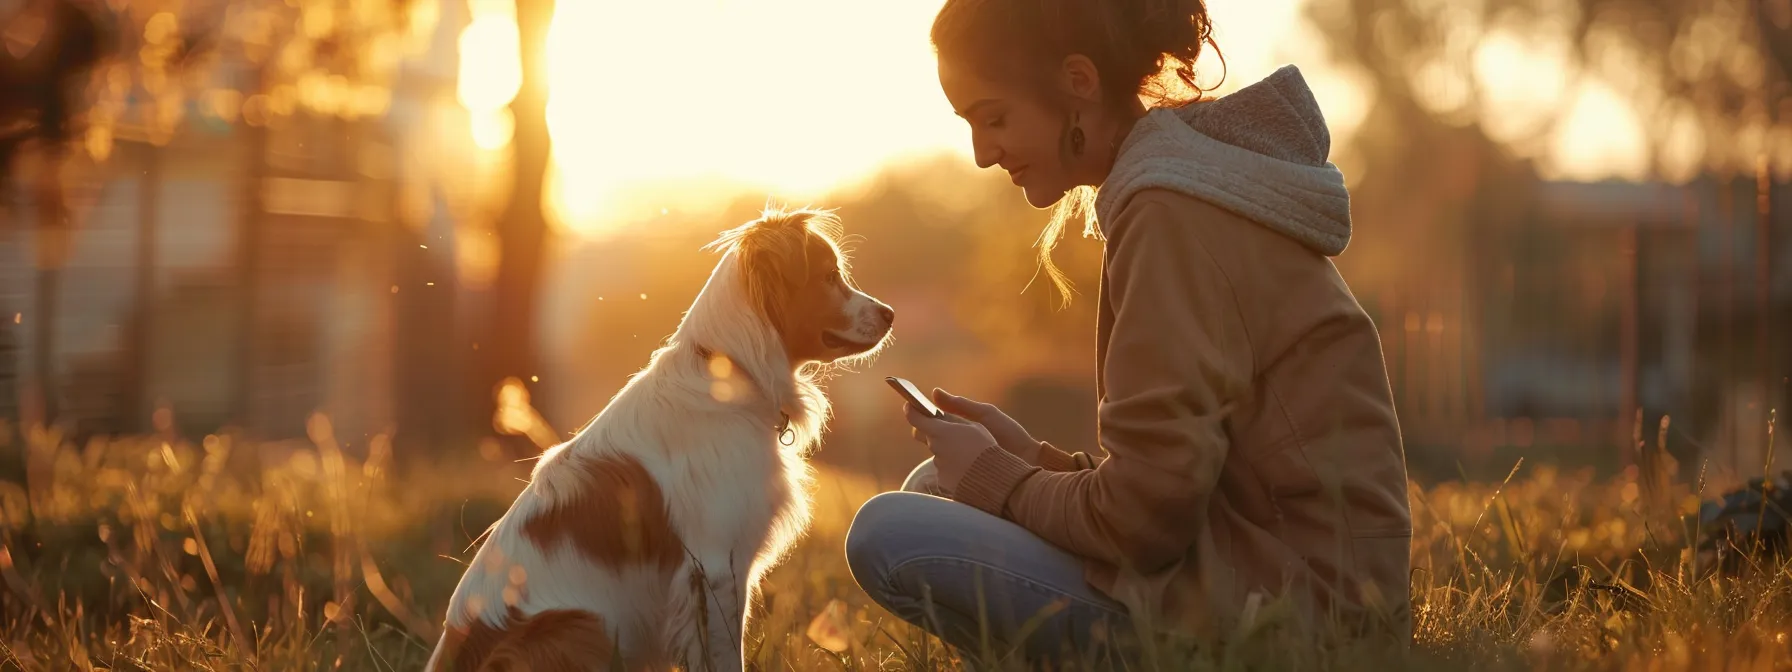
left=0, top=0, right=1790, bottom=486
left=2, top=0, right=1792, bottom=667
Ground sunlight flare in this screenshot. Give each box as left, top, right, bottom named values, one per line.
left=457, top=0, right=522, bottom=149
left=540, top=0, right=964, bottom=234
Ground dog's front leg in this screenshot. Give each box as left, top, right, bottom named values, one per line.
left=686, top=554, right=751, bottom=672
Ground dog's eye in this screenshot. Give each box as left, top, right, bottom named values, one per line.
left=827, top=269, right=843, bottom=286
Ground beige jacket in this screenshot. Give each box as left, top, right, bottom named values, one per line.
left=952, top=66, right=1412, bottom=640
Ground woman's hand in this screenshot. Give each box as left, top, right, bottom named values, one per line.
left=904, top=403, right=999, bottom=496
left=931, top=389, right=1041, bottom=465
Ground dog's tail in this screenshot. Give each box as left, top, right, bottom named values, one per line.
left=428, top=609, right=616, bottom=672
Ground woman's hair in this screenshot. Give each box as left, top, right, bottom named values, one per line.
left=931, top=0, right=1222, bottom=304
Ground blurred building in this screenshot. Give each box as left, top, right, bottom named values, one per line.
left=0, top=122, right=394, bottom=440
left=0, top=0, right=471, bottom=445
left=1387, top=175, right=1792, bottom=471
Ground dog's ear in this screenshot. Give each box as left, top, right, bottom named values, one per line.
left=710, top=208, right=836, bottom=330
left=736, top=223, right=810, bottom=330
left=771, top=223, right=816, bottom=291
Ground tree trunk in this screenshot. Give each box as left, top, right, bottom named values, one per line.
left=1757, top=0, right=1792, bottom=91
left=30, top=268, right=59, bottom=428
left=1619, top=223, right=1639, bottom=463
left=393, top=189, right=461, bottom=460
left=126, top=142, right=160, bottom=433
left=1757, top=158, right=1777, bottom=463
left=479, top=0, right=555, bottom=449
left=235, top=80, right=270, bottom=434
left=29, top=155, right=71, bottom=428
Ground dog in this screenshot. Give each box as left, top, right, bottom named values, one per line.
left=426, top=208, right=894, bottom=671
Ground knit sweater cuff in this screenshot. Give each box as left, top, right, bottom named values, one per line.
left=1036, top=441, right=1084, bottom=472
left=953, top=446, right=1040, bottom=517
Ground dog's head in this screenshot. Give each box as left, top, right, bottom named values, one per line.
left=705, top=207, right=894, bottom=365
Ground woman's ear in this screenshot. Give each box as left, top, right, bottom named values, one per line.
left=1060, top=54, right=1103, bottom=104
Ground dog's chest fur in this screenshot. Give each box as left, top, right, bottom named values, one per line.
left=644, top=422, right=808, bottom=568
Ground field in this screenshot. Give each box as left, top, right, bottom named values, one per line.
left=0, top=414, right=1790, bottom=672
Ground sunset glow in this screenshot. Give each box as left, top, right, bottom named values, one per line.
left=457, top=0, right=522, bottom=150
left=539, top=0, right=965, bottom=235
left=452, top=0, right=1660, bottom=237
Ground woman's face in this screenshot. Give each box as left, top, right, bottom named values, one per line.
left=938, top=58, right=1074, bottom=209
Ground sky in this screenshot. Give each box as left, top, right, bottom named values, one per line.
left=455, top=0, right=1655, bottom=237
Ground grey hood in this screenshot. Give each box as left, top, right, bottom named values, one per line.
left=1094, top=65, right=1352, bottom=256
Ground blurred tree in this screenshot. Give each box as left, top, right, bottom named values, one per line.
left=0, top=0, right=107, bottom=427
left=477, top=0, right=554, bottom=454
left=1307, top=0, right=1792, bottom=461
left=1309, top=0, right=1792, bottom=179
left=1761, top=0, right=1792, bottom=79
left=0, top=0, right=104, bottom=181
left=1308, top=0, right=1792, bottom=299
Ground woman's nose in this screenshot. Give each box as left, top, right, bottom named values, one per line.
left=973, top=148, right=999, bottom=169
left=971, top=136, right=1001, bottom=169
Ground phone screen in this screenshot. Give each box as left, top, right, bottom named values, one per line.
left=885, top=377, right=944, bottom=418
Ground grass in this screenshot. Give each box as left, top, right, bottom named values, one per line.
left=0, top=412, right=1789, bottom=671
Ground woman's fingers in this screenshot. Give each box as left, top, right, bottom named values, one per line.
left=904, top=404, right=938, bottom=439
left=932, top=388, right=992, bottom=420
left=904, top=402, right=925, bottom=424
left=905, top=402, right=958, bottom=428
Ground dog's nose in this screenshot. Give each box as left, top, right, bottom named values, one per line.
left=877, top=304, right=895, bottom=326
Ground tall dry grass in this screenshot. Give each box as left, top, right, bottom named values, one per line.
left=0, top=406, right=1788, bottom=670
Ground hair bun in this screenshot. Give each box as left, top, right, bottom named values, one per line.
left=1100, top=0, right=1219, bottom=102
left=934, top=0, right=1219, bottom=106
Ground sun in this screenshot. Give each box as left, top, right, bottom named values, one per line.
left=538, top=0, right=965, bottom=237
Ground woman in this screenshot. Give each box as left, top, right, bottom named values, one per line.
left=844, top=0, right=1413, bottom=662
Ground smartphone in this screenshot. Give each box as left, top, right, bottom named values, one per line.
left=885, top=377, right=944, bottom=418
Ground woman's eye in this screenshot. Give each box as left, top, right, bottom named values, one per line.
left=987, top=115, right=1006, bottom=129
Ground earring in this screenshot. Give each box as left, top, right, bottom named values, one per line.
left=1070, top=111, right=1087, bottom=157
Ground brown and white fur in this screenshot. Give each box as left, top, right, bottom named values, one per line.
left=427, top=208, right=893, bottom=671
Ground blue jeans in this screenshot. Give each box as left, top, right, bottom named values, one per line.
left=845, top=459, right=1132, bottom=664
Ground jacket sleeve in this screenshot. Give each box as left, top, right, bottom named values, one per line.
left=1034, top=440, right=1095, bottom=472
left=951, top=194, right=1253, bottom=575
